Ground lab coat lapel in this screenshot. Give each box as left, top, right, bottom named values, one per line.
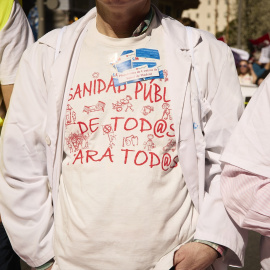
left=164, top=42, right=201, bottom=210
left=157, top=5, right=200, bottom=144
left=48, top=43, right=76, bottom=161
left=160, top=14, right=201, bottom=209
left=48, top=25, right=88, bottom=206
left=164, top=43, right=192, bottom=144
left=45, top=8, right=97, bottom=159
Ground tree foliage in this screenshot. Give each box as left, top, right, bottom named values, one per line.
left=217, top=0, right=270, bottom=50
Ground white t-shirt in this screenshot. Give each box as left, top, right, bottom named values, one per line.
left=0, top=0, right=34, bottom=85
left=55, top=15, right=198, bottom=270
left=238, top=73, right=254, bottom=85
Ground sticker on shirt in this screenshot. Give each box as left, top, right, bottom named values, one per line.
left=136, top=48, right=160, bottom=60
left=117, top=65, right=160, bottom=84
left=111, top=48, right=164, bottom=86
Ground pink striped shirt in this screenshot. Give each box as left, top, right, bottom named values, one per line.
left=221, top=164, right=270, bottom=237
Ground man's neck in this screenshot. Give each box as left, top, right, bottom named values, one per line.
left=96, top=1, right=151, bottom=38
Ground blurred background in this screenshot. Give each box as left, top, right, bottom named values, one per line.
left=23, top=0, right=270, bottom=100
left=22, top=0, right=270, bottom=50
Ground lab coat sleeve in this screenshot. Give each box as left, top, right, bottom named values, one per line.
left=194, top=45, right=248, bottom=267
left=0, top=44, right=55, bottom=267
left=220, top=75, right=270, bottom=236
left=0, top=0, right=34, bottom=85
left=221, top=75, right=270, bottom=178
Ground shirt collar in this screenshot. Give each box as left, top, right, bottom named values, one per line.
left=132, top=6, right=154, bottom=37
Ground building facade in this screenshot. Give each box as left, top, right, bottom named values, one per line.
left=182, top=0, right=237, bottom=35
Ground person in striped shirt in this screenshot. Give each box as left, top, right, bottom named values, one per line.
left=221, top=74, right=270, bottom=270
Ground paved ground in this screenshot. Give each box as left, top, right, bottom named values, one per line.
left=229, top=231, right=261, bottom=270
left=21, top=231, right=261, bottom=269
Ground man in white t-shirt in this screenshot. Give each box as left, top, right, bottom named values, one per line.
left=0, top=1, right=246, bottom=270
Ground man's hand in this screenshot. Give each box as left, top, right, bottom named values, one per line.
left=173, top=242, right=218, bottom=270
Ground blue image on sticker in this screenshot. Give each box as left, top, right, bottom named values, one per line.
left=121, top=50, right=134, bottom=56
left=145, top=70, right=164, bottom=80
left=116, top=59, right=132, bottom=72
left=136, top=48, right=160, bottom=60
left=132, top=62, right=157, bottom=68
left=113, top=77, right=126, bottom=87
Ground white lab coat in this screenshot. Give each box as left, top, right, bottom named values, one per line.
left=0, top=6, right=247, bottom=269
left=221, top=74, right=270, bottom=270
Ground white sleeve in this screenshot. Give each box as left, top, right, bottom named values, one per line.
left=0, top=44, right=54, bottom=267
left=0, top=0, right=34, bottom=85
left=194, top=46, right=248, bottom=267
left=221, top=74, right=270, bottom=179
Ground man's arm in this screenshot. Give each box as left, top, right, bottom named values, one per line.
left=173, top=241, right=218, bottom=270
left=192, top=45, right=248, bottom=266
left=221, top=75, right=270, bottom=179
left=0, top=44, right=55, bottom=267
left=0, top=0, right=34, bottom=123
left=221, top=164, right=270, bottom=236
left=172, top=37, right=247, bottom=268
left=36, top=259, right=55, bottom=270
left=220, top=75, right=270, bottom=236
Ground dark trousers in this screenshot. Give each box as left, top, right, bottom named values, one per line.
left=0, top=222, right=21, bottom=270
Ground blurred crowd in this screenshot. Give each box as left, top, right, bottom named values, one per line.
left=236, top=50, right=270, bottom=86
left=179, top=16, right=270, bottom=88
